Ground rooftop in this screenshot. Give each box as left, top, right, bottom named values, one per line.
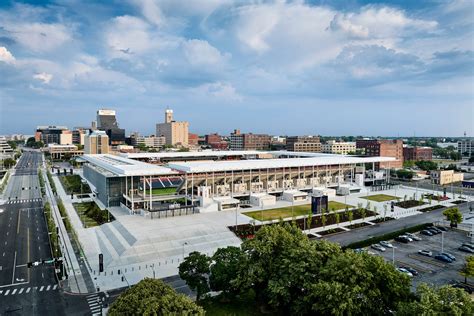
left=119, top=150, right=264, bottom=159
left=167, top=155, right=396, bottom=173
left=82, top=154, right=177, bottom=176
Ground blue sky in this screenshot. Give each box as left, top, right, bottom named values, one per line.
left=0, top=0, right=473, bottom=136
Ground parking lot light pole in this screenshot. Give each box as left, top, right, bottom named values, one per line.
left=182, top=242, right=188, bottom=259
left=441, top=231, right=444, bottom=253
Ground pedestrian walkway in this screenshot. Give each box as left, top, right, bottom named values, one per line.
left=4, top=198, right=43, bottom=204
left=86, top=293, right=103, bottom=315
left=0, top=284, right=58, bottom=296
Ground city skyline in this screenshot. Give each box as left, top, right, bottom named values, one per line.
left=1, top=0, right=473, bottom=136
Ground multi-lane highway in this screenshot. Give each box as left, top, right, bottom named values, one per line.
left=0, top=151, right=68, bottom=314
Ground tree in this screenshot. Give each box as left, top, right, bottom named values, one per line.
left=397, top=283, right=474, bottom=316
left=305, top=252, right=411, bottom=315
left=321, top=212, right=327, bottom=228
left=209, top=246, right=246, bottom=297
left=306, top=211, right=313, bottom=229
left=178, top=251, right=211, bottom=301
left=443, top=207, right=463, bottom=227
left=348, top=210, right=353, bottom=224
left=415, top=160, right=438, bottom=171
left=108, top=278, right=204, bottom=315
left=335, top=212, right=340, bottom=226
left=7, top=140, right=17, bottom=150
left=460, top=255, right=474, bottom=284
left=2, top=158, right=16, bottom=169
left=403, top=160, right=415, bottom=168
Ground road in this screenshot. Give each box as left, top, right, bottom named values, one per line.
left=326, top=201, right=474, bottom=247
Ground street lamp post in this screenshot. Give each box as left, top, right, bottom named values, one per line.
left=182, top=242, right=188, bottom=259
left=151, top=263, right=156, bottom=279
left=441, top=231, right=445, bottom=253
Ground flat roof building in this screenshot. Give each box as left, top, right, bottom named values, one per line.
left=84, top=130, right=110, bottom=155
left=356, top=139, right=403, bottom=169
left=82, top=151, right=395, bottom=214
left=97, top=109, right=125, bottom=146
left=230, top=129, right=271, bottom=151
left=286, top=136, right=321, bottom=152
left=403, top=146, right=433, bottom=161
left=35, top=126, right=69, bottom=145
left=322, top=140, right=356, bottom=155
left=458, top=139, right=473, bottom=157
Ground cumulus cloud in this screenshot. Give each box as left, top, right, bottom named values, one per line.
left=129, top=0, right=165, bottom=27
left=0, top=46, right=15, bottom=64
left=193, top=81, right=242, bottom=101
left=33, top=72, right=53, bottom=84
left=183, top=39, right=229, bottom=66
left=6, top=23, right=72, bottom=53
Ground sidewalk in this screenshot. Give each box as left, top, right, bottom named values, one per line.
left=42, top=168, right=92, bottom=293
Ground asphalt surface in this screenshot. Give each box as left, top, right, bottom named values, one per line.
left=326, top=201, right=474, bottom=247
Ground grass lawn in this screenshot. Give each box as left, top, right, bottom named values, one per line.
left=243, top=201, right=353, bottom=221
left=60, top=175, right=91, bottom=195
left=150, top=187, right=177, bottom=196
left=361, top=194, right=399, bottom=202
left=73, top=202, right=113, bottom=227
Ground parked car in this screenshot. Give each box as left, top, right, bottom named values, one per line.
left=400, top=235, right=413, bottom=242
left=371, top=244, right=386, bottom=252
left=436, top=226, right=448, bottom=232
left=401, top=266, right=419, bottom=276
left=459, top=246, right=474, bottom=254
left=427, top=228, right=441, bottom=235
left=395, top=236, right=410, bottom=243
left=418, top=250, right=433, bottom=257
left=441, top=252, right=456, bottom=261
left=434, top=254, right=453, bottom=263
left=397, top=267, right=413, bottom=277
left=405, top=233, right=422, bottom=241
left=420, top=230, right=433, bottom=236
left=461, top=243, right=474, bottom=250
left=380, top=241, right=393, bottom=248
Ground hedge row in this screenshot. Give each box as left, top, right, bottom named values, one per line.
left=344, top=223, right=433, bottom=249
left=44, top=202, right=62, bottom=258
left=47, top=170, right=57, bottom=195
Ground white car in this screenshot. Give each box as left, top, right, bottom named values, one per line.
left=371, top=244, right=386, bottom=252
left=405, top=233, right=422, bottom=241
left=418, top=250, right=433, bottom=257
left=379, top=241, right=393, bottom=248
left=397, top=267, right=413, bottom=277
left=400, top=235, right=413, bottom=242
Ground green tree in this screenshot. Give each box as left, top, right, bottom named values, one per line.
left=2, top=158, right=16, bottom=169
left=305, top=252, right=411, bottom=315
left=209, top=246, right=245, bottom=297
left=178, top=251, right=211, bottom=301
left=397, top=283, right=474, bottom=316
left=335, top=212, right=340, bottom=226
left=7, top=140, right=17, bottom=150
left=321, top=212, right=327, bottom=228
left=460, top=255, right=474, bottom=284
left=234, top=224, right=341, bottom=314
left=306, top=211, right=313, bottom=229
left=443, top=207, right=463, bottom=227
left=109, top=278, right=203, bottom=315
left=347, top=210, right=353, bottom=224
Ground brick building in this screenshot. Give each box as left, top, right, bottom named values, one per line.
left=356, top=139, right=403, bottom=169
left=403, top=146, right=433, bottom=161
left=286, top=136, right=321, bottom=152
left=230, top=129, right=271, bottom=151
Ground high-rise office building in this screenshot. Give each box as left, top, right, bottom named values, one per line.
left=97, top=109, right=125, bottom=146
left=35, top=126, right=70, bottom=145
left=156, top=109, right=189, bottom=147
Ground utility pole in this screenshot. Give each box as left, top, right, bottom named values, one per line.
left=441, top=231, right=444, bottom=253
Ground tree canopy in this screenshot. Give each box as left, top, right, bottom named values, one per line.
left=397, top=283, right=474, bottom=316
left=460, top=255, right=474, bottom=284
left=108, top=278, right=203, bottom=315
left=178, top=251, right=211, bottom=301
left=443, top=207, right=463, bottom=227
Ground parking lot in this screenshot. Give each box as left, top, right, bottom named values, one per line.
left=371, top=228, right=473, bottom=288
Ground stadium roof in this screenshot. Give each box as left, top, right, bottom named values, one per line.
left=119, top=150, right=264, bottom=159
left=167, top=156, right=396, bottom=173
left=82, top=154, right=177, bottom=176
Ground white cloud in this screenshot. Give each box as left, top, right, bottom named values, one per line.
left=0, top=46, right=15, bottom=64
left=105, top=15, right=154, bottom=57
left=129, top=0, right=165, bottom=27
left=33, top=72, right=53, bottom=84
left=8, top=23, right=72, bottom=53
left=183, top=39, right=229, bottom=66
left=193, top=81, right=242, bottom=101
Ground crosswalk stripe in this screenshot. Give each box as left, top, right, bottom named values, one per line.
left=26, top=287, right=31, bottom=293
left=46, top=285, right=51, bottom=291
left=19, top=288, right=24, bottom=294
left=5, top=289, right=10, bottom=295
left=53, top=284, right=58, bottom=290
left=89, top=303, right=99, bottom=307
left=0, top=290, right=3, bottom=294
left=39, top=286, right=44, bottom=291
left=11, top=289, right=17, bottom=295
left=87, top=294, right=99, bottom=298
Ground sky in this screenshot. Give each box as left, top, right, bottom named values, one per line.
left=0, top=0, right=473, bottom=137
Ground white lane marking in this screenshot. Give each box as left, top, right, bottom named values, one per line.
left=53, top=284, right=58, bottom=290
left=87, top=294, right=100, bottom=298
left=39, top=286, right=44, bottom=291
left=0, top=290, right=2, bottom=294
left=89, top=303, right=99, bottom=307
left=19, top=288, right=24, bottom=294
left=11, top=289, right=17, bottom=295
left=11, top=251, right=16, bottom=284
left=5, top=289, right=10, bottom=295
left=46, top=285, right=51, bottom=291
left=26, top=287, right=31, bottom=293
